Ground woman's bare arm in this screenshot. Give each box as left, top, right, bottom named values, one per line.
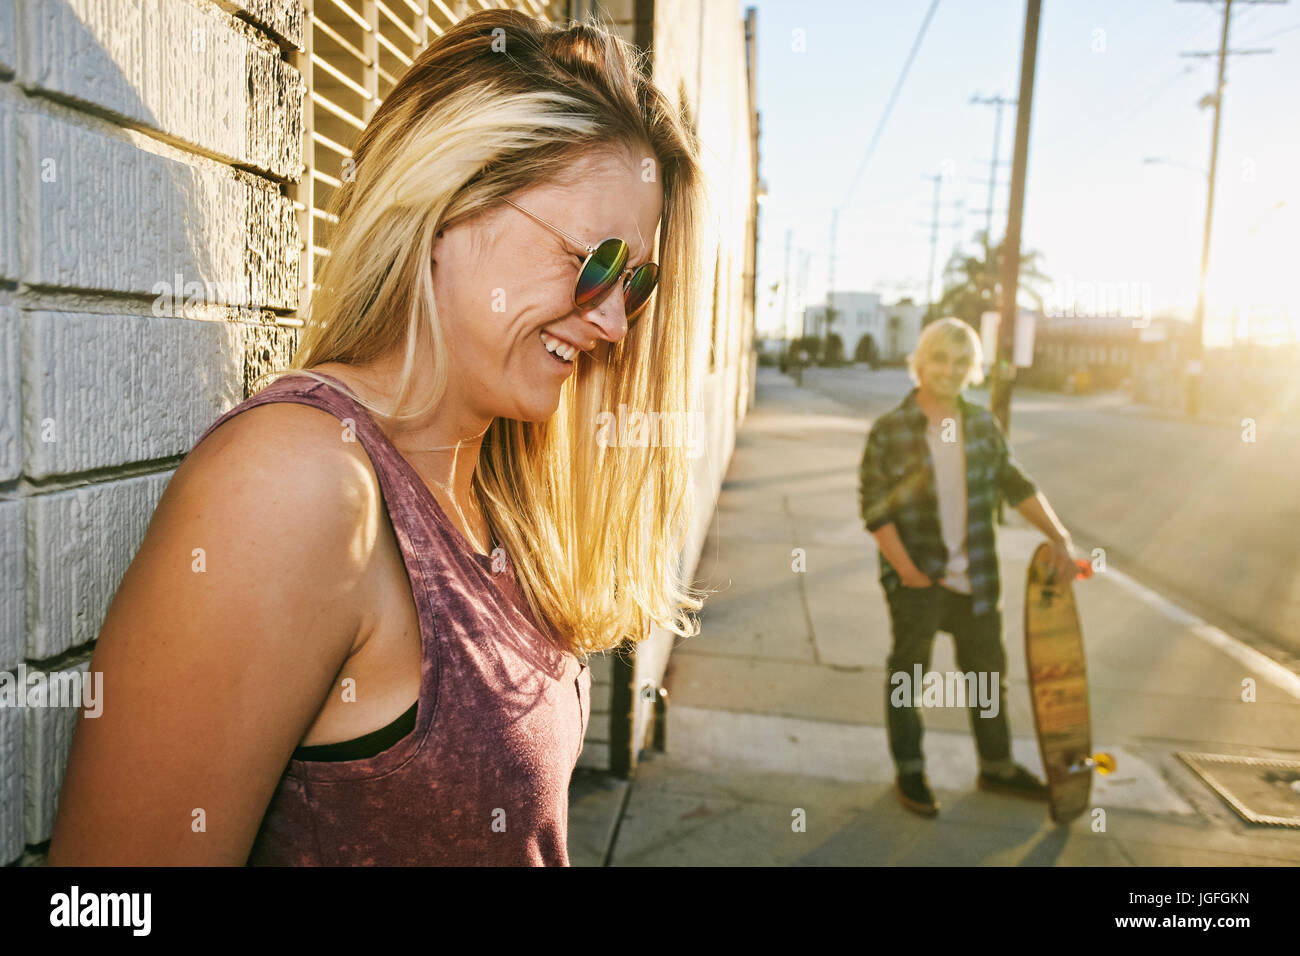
left=48, top=404, right=381, bottom=865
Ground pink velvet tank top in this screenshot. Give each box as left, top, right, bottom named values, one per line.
left=186, top=371, right=590, bottom=865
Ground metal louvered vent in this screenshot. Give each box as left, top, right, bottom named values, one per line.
left=290, top=0, right=563, bottom=316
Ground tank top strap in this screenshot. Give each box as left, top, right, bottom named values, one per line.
left=193, top=372, right=391, bottom=470
left=190, top=370, right=506, bottom=581
left=192, top=369, right=430, bottom=540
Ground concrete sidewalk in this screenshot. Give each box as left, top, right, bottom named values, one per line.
left=568, top=366, right=1300, bottom=866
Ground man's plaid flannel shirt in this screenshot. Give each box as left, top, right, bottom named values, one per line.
left=858, top=387, right=1038, bottom=616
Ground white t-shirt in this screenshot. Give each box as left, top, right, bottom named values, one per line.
left=925, top=414, right=972, bottom=594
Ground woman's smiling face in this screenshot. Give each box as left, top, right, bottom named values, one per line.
left=430, top=143, right=664, bottom=422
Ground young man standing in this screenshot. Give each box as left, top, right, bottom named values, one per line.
left=858, top=318, right=1080, bottom=817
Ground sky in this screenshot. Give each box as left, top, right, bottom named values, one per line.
left=745, top=0, right=1300, bottom=346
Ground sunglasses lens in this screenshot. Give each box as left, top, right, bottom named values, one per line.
left=624, top=263, right=658, bottom=322
left=575, top=239, right=628, bottom=308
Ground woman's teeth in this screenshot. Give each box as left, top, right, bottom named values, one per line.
left=541, top=331, right=577, bottom=362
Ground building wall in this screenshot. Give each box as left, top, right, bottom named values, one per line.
left=802, top=296, right=921, bottom=364
left=585, top=0, right=757, bottom=772
left=883, top=301, right=923, bottom=362
left=0, top=0, right=304, bottom=867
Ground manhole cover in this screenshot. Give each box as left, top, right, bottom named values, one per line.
left=1177, top=752, right=1300, bottom=828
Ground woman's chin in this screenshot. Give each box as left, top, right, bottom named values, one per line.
left=512, top=391, right=564, bottom=423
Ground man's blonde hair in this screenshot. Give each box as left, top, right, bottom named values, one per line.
left=907, top=318, right=985, bottom=389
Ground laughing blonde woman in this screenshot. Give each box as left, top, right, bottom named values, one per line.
left=50, top=9, right=708, bottom=866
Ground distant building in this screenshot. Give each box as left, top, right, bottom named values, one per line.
left=802, top=293, right=922, bottom=363
left=882, top=300, right=924, bottom=363
left=1021, top=313, right=1192, bottom=393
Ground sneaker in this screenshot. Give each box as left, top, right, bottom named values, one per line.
left=895, top=773, right=940, bottom=817
left=977, top=764, right=1049, bottom=801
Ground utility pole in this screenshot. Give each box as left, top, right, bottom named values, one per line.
left=969, top=94, right=1017, bottom=247
left=826, top=208, right=839, bottom=344
left=781, top=228, right=793, bottom=340
left=919, top=172, right=963, bottom=322
left=990, top=0, right=1041, bottom=436
left=1176, top=0, right=1282, bottom=416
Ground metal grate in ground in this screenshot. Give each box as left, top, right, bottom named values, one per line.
left=1177, top=752, right=1300, bottom=828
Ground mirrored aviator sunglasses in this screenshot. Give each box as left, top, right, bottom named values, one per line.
left=574, top=238, right=659, bottom=324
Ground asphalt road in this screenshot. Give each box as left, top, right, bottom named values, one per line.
left=796, top=364, right=1300, bottom=666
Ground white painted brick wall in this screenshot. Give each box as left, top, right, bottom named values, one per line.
left=1, top=0, right=306, bottom=863
left=17, top=106, right=300, bottom=310
left=0, top=499, right=23, bottom=671
left=0, top=87, right=16, bottom=281
left=22, top=310, right=244, bottom=478
left=17, top=0, right=303, bottom=180
left=23, top=659, right=91, bottom=845
left=0, top=305, right=18, bottom=479
left=27, top=471, right=173, bottom=660
left=0, top=702, right=23, bottom=863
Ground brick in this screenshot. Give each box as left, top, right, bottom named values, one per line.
left=215, top=0, right=304, bottom=50
left=247, top=42, right=305, bottom=184
left=27, top=471, right=172, bottom=659
left=17, top=0, right=303, bottom=180
left=0, top=702, right=22, bottom=864
left=17, top=107, right=300, bottom=310
left=245, top=176, right=303, bottom=312
left=0, top=305, right=17, bottom=479
left=0, top=0, right=13, bottom=76
left=0, top=499, right=22, bottom=671
left=241, top=321, right=298, bottom=398
left=23, top=659, right=89, bottom=844
left=0, top=88, right=16, bottom=280
left=22, top=310, right=243, bottom=478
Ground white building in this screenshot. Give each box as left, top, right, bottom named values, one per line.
left=802, top=293, right=924, bottom=363
left=803, top=292, right=882, bottom=359
left=882, top=300, right=925, bottom=363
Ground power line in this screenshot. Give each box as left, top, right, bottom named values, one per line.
left=829, top=0, right=940, bottom=323
left=839, top=0, right=942, bottom=210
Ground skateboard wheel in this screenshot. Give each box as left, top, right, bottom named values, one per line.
left=1093, top=752, right=1116, bottom=775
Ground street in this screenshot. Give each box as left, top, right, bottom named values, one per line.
left=569, top=365, right=1300, bottom=865
left=799, top=365, right=1300, bottom=664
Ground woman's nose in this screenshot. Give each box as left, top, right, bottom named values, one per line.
left=581, top=282, right=630, bottom=342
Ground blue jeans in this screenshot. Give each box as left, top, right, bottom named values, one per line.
left=884, top=584, right=1015, bottom=777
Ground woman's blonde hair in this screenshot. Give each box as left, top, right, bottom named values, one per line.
left=907, top=317, right=985, bottom=389
left=255, top=10, right=712, bottom=659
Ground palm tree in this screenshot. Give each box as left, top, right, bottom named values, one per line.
left=934, top=231, right=1050, bottom=332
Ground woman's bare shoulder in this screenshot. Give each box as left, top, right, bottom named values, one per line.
left=178, top=396, right=381, bottom=508
left=46, top=399, right=385, bottom=864
left=164, top=398, right=390, bottom=597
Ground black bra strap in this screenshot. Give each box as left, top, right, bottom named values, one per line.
left=292, top=700, right=418, bottom=763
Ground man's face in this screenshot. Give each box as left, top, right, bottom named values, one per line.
left=919, top=342, right=974, bottom=400
left=429, top=143, right=663, bottom=423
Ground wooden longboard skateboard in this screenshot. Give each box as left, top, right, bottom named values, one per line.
left=1024, top=543, right=1114, bottom=824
